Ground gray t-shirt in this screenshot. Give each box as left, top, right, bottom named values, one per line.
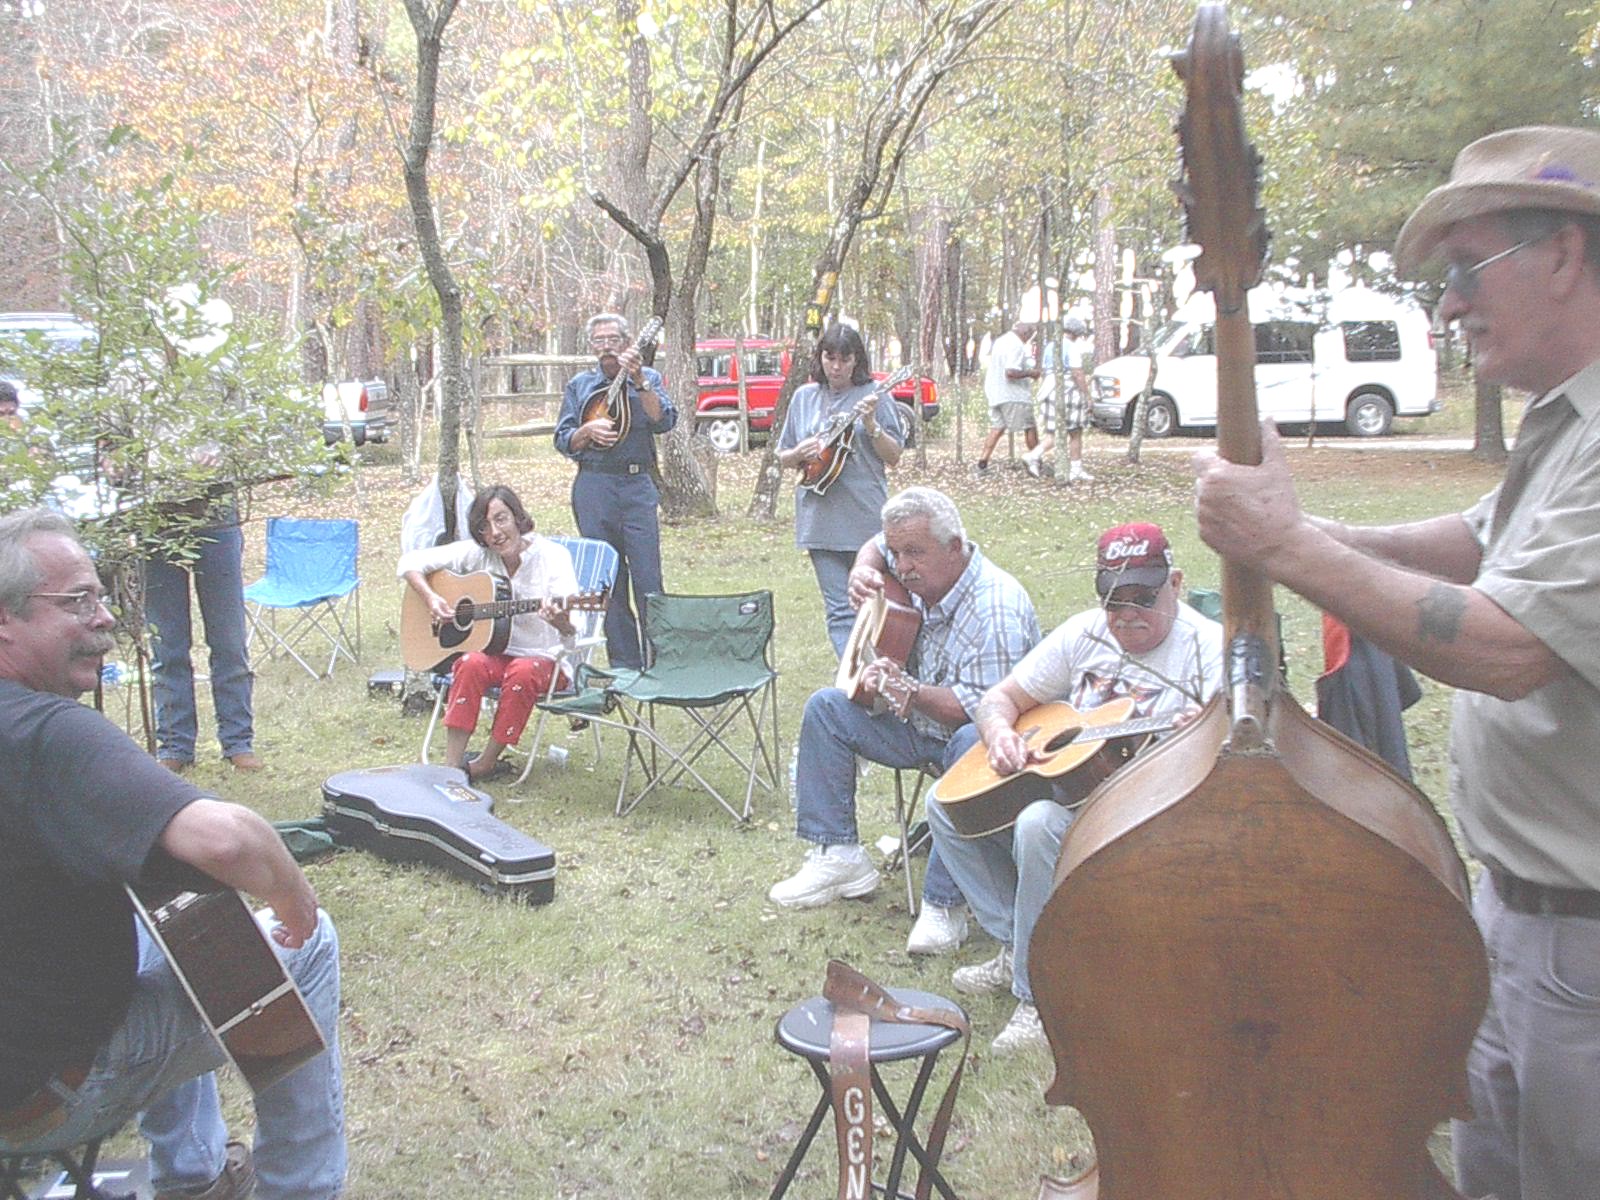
left=778, top=380, right=903, bottom=552
left=1451, top=357, right=1600, bottom=889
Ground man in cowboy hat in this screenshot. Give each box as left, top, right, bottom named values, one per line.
left=1194, top=125, right=1600, bottom=1200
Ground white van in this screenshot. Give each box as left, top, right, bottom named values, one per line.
left=1090, top=286, right=1438, bottom=438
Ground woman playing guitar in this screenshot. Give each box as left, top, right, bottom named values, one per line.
left=397, top=485, right=578, bottom=782
left=775, top=324, right=906, bottom=658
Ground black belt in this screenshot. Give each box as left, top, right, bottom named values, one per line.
left=0, top=1063, right=89, bottom=1142
left=581, top=461, right=649, bottom=476
left=1491, top=869, right=1600, bottom=918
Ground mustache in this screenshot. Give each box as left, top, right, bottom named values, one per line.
left=76, top=636, right=116, bottom=658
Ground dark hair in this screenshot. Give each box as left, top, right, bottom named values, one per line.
left=467, top=485, right=535, bottom=548
left=0, top=381, right=17, bottom=409
left=810, top=324, right=873, bottom=386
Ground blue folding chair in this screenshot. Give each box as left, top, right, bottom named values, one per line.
left=244, top=517, right=361, bottom=679
left=420, top=535, right=619, bottom=787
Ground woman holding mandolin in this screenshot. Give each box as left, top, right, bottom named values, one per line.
left=398, top=485, right=578, bottom=783
left=775, top=323, right=906, bottom=657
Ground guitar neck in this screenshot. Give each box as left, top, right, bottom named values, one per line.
left=473, top=597, right=544, bottom=621
left=1089, top=713, right=1177, bottom=742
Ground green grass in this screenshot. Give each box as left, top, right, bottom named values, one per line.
left=97, top=420, right=1504, bottom=1198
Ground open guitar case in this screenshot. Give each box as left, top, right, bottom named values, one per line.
left=322, top=763, right=556, bottom=904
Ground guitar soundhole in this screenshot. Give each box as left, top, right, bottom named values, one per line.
left=440, top=602, right=474, bottom=648
left=1044, top=727, right=1084, bottom=753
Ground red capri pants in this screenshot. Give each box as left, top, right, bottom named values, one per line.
left=442, top=652, right=567, bottom=745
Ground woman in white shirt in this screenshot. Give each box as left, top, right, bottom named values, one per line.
left=399, top=485, right=578, bottom=781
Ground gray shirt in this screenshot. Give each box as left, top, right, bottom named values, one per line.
left=778, top=380, right=903, bottom=552
left=1451, top=357, right=1600, bottom=889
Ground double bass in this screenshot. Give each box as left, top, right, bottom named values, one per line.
left=1027, top=7, right=1490, bottom=1199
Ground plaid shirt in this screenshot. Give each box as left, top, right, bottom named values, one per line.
left=879, top=537, right=1041, bottom=739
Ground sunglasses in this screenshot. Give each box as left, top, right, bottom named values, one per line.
left=1100, top=583, right=1162, bottom=610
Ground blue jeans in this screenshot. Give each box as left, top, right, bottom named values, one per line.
left=0, top=912, right=345, bottom=1199
left=793, top=688, right=963, bottom=908
left=808, top=549, right=858, bottom=659
left=926, top=789, right=1074, bottom=1004
left=1454, top=872, right=1600, bottom=1200
left=145, top=522, right=255, bottom=761
left=572, top=472, right=663, bottom=670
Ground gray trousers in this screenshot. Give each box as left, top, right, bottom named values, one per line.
left=1453, top=871, right=1600, bottom=1200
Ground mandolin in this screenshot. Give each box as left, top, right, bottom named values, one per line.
left=579, top=315, right=665, bottom=440
left=798, top=366, right=913, bottom=495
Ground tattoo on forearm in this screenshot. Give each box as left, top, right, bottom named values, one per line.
left=1416, top=583, right=1467, bottom=644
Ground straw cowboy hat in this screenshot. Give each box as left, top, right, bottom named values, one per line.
left=1394, top=125, right=1600, bottom=274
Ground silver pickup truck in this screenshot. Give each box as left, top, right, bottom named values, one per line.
left=322, top=378, right=391, bottom=445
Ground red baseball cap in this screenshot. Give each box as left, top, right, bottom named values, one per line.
left=1095, top=522, right=1173, bottom=595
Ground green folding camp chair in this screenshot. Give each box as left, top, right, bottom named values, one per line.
left=540, top=590, right=780, bottom=821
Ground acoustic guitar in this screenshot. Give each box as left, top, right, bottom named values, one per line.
left=798, top=366, right=914, bottom=495
left=127, top=883, right=326, bottom=1094
left=400, top=569, right=609, bottom=673
left=579, top=315, right=665, bottom=440
left=934, top=697, right=1173, bottom=838
left=836, top=574, right=921, bottom=711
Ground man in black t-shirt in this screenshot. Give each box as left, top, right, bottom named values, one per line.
left=0, top=509, right=345, bottom=1200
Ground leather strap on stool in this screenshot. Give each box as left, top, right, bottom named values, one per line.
left=822, top=959, right=970, bottom=1200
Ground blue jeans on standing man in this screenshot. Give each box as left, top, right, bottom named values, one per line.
left=572, top=471, right=664, bottom=670
left=0, top=914, right=346, bottom=1200
left=145, top=520, right=255, bottom=762
left=793, top=688, right=971, bottom=908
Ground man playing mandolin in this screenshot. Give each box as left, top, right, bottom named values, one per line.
left=927, top=523, right=1221, bottom=1053
left=775, top=323, right=906, bottom=657
left=769, top=487, right=1039, bottom=943
left=554, top=312, right=675, bottom=671
left=1195, top=125, right=1600, bottom=1200
left=0, top=508, right=345, bottom=1200
left=399, top=485, right=578, bottom=783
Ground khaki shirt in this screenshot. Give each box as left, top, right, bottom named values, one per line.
left=1451, top=358, right=1600, bottom=889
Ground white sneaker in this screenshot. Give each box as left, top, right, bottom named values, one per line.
left=769, top=845, right=880, bottom=909
left=991, top=1001, right=1047, bottom=1055
left=952, top=945, right=1014, bottom=995
left=1023, top=452, right=1041, bottom=478
left=906, top=903, right=969, bottom=956
left=1068, top=461, right=1094, bottom=484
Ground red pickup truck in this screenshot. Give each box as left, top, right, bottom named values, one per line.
left=693, top=337, right=939, bottom=453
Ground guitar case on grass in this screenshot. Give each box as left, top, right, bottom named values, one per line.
left=321, top=764, right=556, bottom=904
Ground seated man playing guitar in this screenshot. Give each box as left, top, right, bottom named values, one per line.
left=399, top=485, right=578, bottom=782
left=769, top=487, right=1040, bottom=937
left=928, top=523, right=1222, bottom=1054
left=0, top=508, right=344, bottom=1200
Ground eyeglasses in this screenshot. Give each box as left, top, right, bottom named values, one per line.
left=589, top=333, right=626, bottom=348
left=476, top=512, right=518, bottom=535
left=29, top=589, right=110, bottom=621
left=1100, top=584, right=1162, bottom=611
left=1443, top=233, right=1550, bottom=300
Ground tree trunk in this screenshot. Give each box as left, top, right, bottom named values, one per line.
left=1472, top=374, right=1508, bottom=464
left=399, top=0, right=464, bottom=540
left=748, top=0, right=1010, bottom=518
left=1092, top=182, right=1117, bottom=365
